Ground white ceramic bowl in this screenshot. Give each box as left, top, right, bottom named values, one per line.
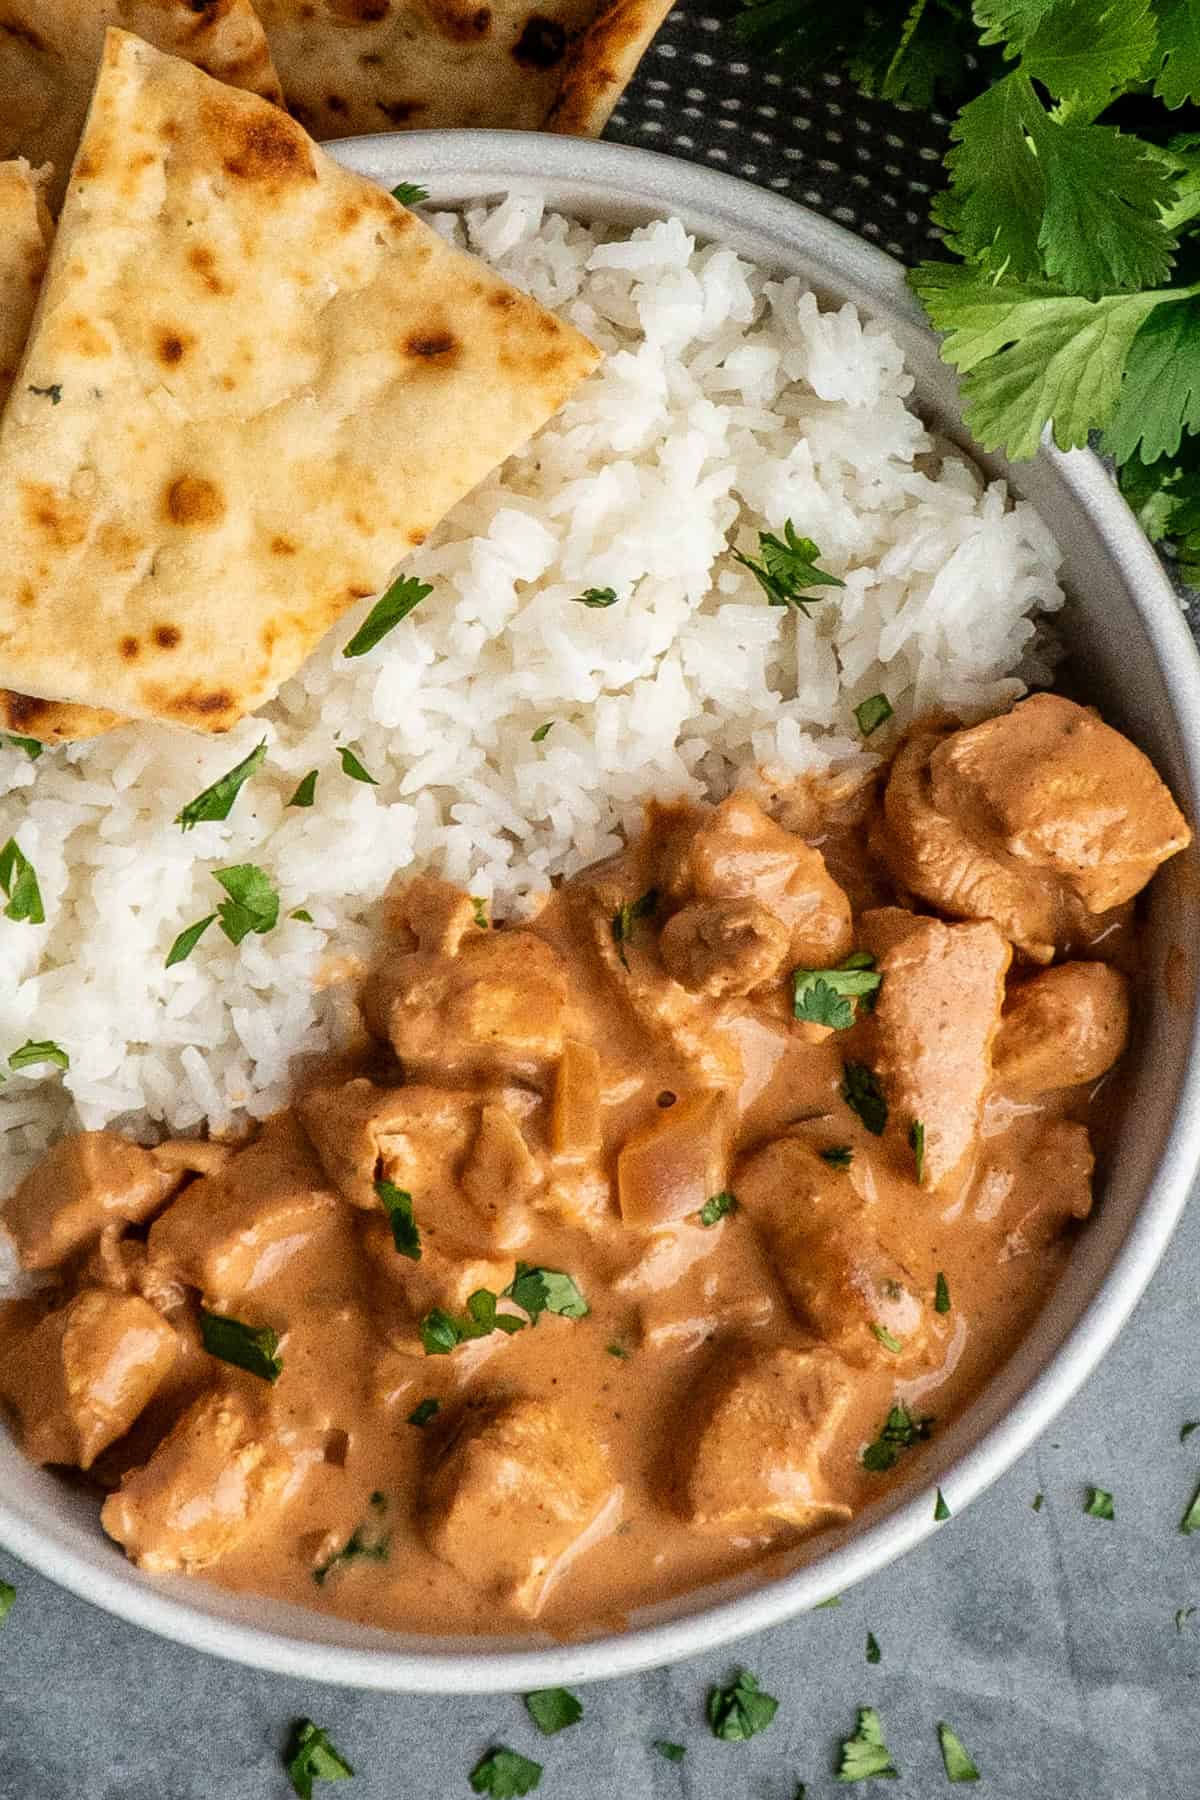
left=3, top=133, right=1199, bottom=1692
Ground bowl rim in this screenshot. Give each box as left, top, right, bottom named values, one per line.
left=3, top=129, right=1199, bottom=1693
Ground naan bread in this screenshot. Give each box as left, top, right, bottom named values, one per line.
left=0, top=30, right=600, bottom=733
left=0, top=0, right=283, bottom=210
left=254, top=0, right=671, bottom=139
left=0, top=160, right=119, bottom=743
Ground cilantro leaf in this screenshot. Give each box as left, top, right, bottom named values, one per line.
left=934, top=1270, right=951, bottom=1313
left=865, top=1631, right=881, bottom=1664
left=0, top=1580, right=12, bottom=1625
left=612, top=887, right=658, bottom=969
left=420, top=1292, right=526, bottom=1354
left=821, top=1145, right=853, bottom=1170
left=933, top=73, right=1047, bottom=276
left=1084, top=1484, right=1115, bottom=1520
left=200, top=1310, right=282, bottom=1382
left=793, top=952, right=881, bottom=1029
left=288, top=770, right=319, bottom=808
left=938, top=1721, right=981, bottom=1783
left=469, top=1746, right=543, bottom=1797
left=165, top=913, right=217, bottom=967
left=1181, top=1420, right=1200, bottom=1443
left=706, top=1669, right=779, bottom=1742
left=314, top=1491, right=390, bottom=1584
left=376, top=1179, right=420, bottom=1260
left=841, top=1061, right=888, bottom=1135
left=1180, top=1477, right=1200, bottom=1534
left=734, top=520, right=845, bottom=612
left=420, top=1307, right=464, bottom=1355
left=872, top=1323, right=903, bottom=1353
left=504, top=1263, right=589, bottom=1323
left=1031, top=114, right=1179, bottom=298
left=909, top=1118, right=926, bottom=1185
left=175, top=740, right=267, bottom=829
left=8, top=1040, right=69, bottom=1073
left=572, top=587, right=621, bottom=608
left=407, top=1398, right=439, bottom=1426
left=861, top=1403, right=933, bottom=1472
left=854, top=693, right=893, bottom=737
left=524, top=1687, right=583, bottom=1735
left=653, top=1740, right=686, bottom=1761
left=976, top=0, right=1157, bottom=116
left=531, top=722, right=554, bottom=742
left=1104, top=295, right=1200, bottom=463
left=735, top=0, right=982, bottom=107
left=1154, top=0, right=1200, bottom=106
left=391, top=182, right=429, bottom=205
left=1177, top=1605, right=1197, bottom=1631
left=0, top=837, right=44, bottom=924
left=2, top=732, right=42, bottom=760
left=343, top=574, right=432, bottom=657
left=285, top=1720, right=354, bottom=1798
left=699, top=1190, right=738, bottom=1226
left=836, top=1705, right=898, bottom=1781
left=339, top=746, right=379, bottom=785
left=934, top=1487, right=951, bottom=1520
left=214, top=863, right=279, bottom=946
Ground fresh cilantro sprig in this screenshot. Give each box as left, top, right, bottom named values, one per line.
left=733, top=521, right=845, bottom=613
left=793, top=952, right=880, bottom=1030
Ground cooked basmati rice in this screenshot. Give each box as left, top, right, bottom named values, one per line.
left=0, top=194, right=1064, bottom=1201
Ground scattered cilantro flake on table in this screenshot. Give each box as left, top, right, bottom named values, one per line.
left=338, top=746, right=379, bottom=785
left=1032, top=1491, right=1045, bottom=1512
left=814, top=1594, right=841, bottom=1609
left=706, top=1669, right=779, bottom=1742
left=285, top=1720, right=354, bottom=1798
left=288, top=770, right=319, bottom=808
left=865, top=1631, right=881, bottom=1664
left=793, top=953, right=881, bottom=1029
left=469, top=1746, right=543, bottom=1797
left=1180, top=1478, right=1200, bottom=1535
left=938, top=1720, right=981, bottom=1783
left=524, top=1687, right=583, bottom=1735
left=343, top=574, right=432, bottom=657
left=699, top=1191, right=738, bottom=1227
left=1085, top=1485, right=1115, bottom=1520
left=653, top=1740, right=685, bottom=1761
left=1175, top=1604, right=1196, bottom=1632
left=175, top=740, right=266, bottom=829
left=734, top=521, right=845, bottom=612
left=861, top=1403, right=933, bottom=1473
left=1181, top=1420, right=1200, bottom=1443
left=836, top=1706, right=898, bottom=1781
left=376, top=1179, right=420, bottom=1260
left=934, top=1271, right=951, bottom=1313
left=841, top=1061, right=888, bottom=1135
left=0, top=1581, right=14, bottom=1625
left=0, top=837, right=44, bottom=924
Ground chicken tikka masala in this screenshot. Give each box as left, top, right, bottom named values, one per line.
left=0, top=693, right=1190, bottom=1635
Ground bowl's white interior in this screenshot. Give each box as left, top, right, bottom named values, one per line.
left=2, top=133, right=1198, bottom=1692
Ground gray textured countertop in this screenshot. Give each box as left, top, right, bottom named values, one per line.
left=3, top=1187, right=1198, bottom=1800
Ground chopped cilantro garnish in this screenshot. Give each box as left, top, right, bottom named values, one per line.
left=214, top=863, right=279, bottom=945
left=814, top=1595, right=841, bottom=1609
left=8, top=1040, right=68, bottom=1073
left=470, top=896, right=489, bottom=929
left=338, top=746, right=379, bottom=785
left=469, top=1746, right=543, bottom=1797
left=0, top=837, right=44, bottom=924
left=291, top=908, right=314, bottom=923
left=376, top=1179, right=420, bottom=1259
left=1180, top=1478, right=1200, bottom=1536
left=390, top=182, right=429, bottom=205
left=420, top=1292, right=526, bottom=1355
left=531, top=722, right=554, bottom=742
left=288, top=770, right=319, bottom=808
left=1181, top=1421, right=1199, bottom=1443
left=854, top=693, right=893, bottom=737
left=653, top=1740, right=685, bottom=1761
left=1176, top=1605, right=1197, bottom=1632
left=734, top=520, right=845, bottom=613
left=865, top=1631, right=881, bottom=1664
left=199, top=1310, right=282, bottom=1382
left=420, top=1307, right=464, bottom=1355
left=571, top=586, right=621, bottom=608
left=861, top=1403, right=933, bottom=1472
left=1085, top=1485, right=1115, bottom=1521
left=0, top=1581, right=14, bottom=1625
left=698, top=1190, right=738, bottom=1227
left=938, top=1721, right=980, bottom=1783
left=1032, top=1492, right=1045, bottom=1512
left=314, top=1491, right=390, bottom=1585
left=407, top=1398, right=440, bottom=1427
left=524, top=1687, right=583, bottom=1736
left=934, top=1271, right=951, bottom=1314
left=175, top=740, right=267, bottom=830
left=836, top=1706, right=898, bottom=1781
left=793, top=952, right=881, bottom=1029
left=821, top=1145, right=853, bottom=1170
left=165, top=913, right=217, bottom=967
left=871, top=1323, right=903, bottom=1353
left=1, top=732, right=42, bottom=760
left=343, top=574, right=433, bottom=658
left=841, top=1061, right=888, bottom=1135
left=909, top=1118, right=926, bottom=1185
left=706, top=1669, right=779, bottom=1742
left=612, top=887, right=658, bottom=969
left=285, top=1719, right=354, bottom=1798
left=606, top=1342, right=631, bottom=1359
left=934, top=1488, right=951, bottom=1521
left=504, top=1262, right=589, bottom=1323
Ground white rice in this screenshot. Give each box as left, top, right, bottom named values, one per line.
left=0, top=193, right=1065, bottom=1202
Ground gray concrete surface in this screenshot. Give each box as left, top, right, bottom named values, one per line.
left=2, top=1182, right=1198, bottom=1800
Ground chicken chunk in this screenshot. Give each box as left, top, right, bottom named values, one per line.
left=630, top=1215, right=782, bottom=1353
left=659, top=898, right=792, bottom=998
left=381, top=873, right=480, bottom=956
left=931, top=694, right=1191, bottom=914
left=4, top=1132, right=179, bottom=1271
left=0, top=1288, right=178, bottom=1469
left=656, top=792, right=854, bottom=967
left=421, top=1397, right=618, bottom=1615
left=860, top=907, right=1010, bottom=1190
left=735, top=1134, right=929, bottom=1368
left=364, top=929, right=568, bottom=1083
left=971, top=1119, right=1094, bottom=1257
left=617, top=1091, right=731, bottom=1230
left=358, top=1214, right=515, bottom=1356
left=148, top=1113, right=339, bottom=1305
left=461, top=1104, right=542, bottom=1249
left=100, top=1388, right=295, bottom=1573
left=993, top=962, right=1130, bottom=1096
left=678, top=1343, right=853, bottom=1534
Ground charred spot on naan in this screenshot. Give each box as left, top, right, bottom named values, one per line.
left=0, top=692, right=121, bottom=744
left=162, top=476, right=225, bottom=529
left=401, top=329, right=460, bottom=364
left=428, top=0, right=494, bottom=42
left=203, top=99, right=317, bottom=185
left=185, top=243, right=232, bottom=295
left=142, top=683, right=239, bottom=727
left=20, top=483, right=89, bottom=550
left=512, top=13, right=569, bottom=66
left=375, top=99, right=427, bottom=125
left=155, top=327, right=197, bottom=368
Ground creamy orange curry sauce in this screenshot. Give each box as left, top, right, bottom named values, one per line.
left=0, top=693, right=1191, bottom=1636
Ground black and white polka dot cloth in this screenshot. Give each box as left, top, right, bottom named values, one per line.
left=606, top=0, right=950, bottom=268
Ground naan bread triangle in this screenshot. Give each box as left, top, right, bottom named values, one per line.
left=254, top=0, right=671, bottom=140
left=0, top=29, right=600, bottom=734
left=0, top=1, right=283, bottom=212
